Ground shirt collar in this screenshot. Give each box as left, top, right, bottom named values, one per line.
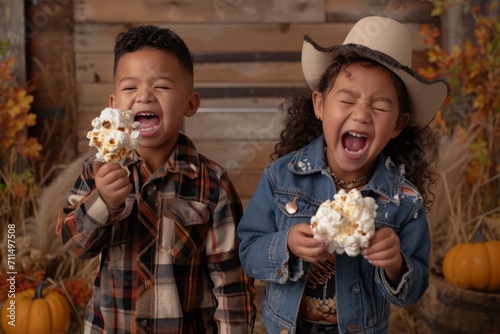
left=125, top=133, right=200, bottom=179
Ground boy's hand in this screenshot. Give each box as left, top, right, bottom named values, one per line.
left=95, top=163, right=132, bottom=210
left=287, top=223, right=329, bottom=263
left=361, top=227, right=405, bottom=285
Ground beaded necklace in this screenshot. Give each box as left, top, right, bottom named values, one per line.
left=326, top=167, right=371, bottom=190
left=324, top=146, right=371, bottom=189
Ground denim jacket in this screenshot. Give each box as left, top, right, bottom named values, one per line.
left=237, top=136, right=430, bottom=334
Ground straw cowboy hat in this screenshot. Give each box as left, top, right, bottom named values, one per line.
left=302, top=16, right=449, bottom=128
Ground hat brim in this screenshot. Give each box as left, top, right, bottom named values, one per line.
left=302, top=35, right=449, bottom=128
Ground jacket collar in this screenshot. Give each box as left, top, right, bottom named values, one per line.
left=289, top=135, right=404, bottom=205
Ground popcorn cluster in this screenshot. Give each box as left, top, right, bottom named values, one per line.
left=87, top=108, right=141, bottom=166
left=310, top=188, right=377, bottom=256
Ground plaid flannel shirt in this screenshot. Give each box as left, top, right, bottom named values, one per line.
left=57, top=133, right=256, bottom=333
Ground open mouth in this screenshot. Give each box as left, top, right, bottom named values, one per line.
left=342, top=132, right=367, bottom=155
left=134, top=112, right=160, bottom=133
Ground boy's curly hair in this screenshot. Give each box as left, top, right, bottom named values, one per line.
left=272, top=52, right=440, bottom=210
left=113, top=25, right=193, bottom=77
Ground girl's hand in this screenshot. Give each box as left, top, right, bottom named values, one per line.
left=95, top=163, right=132, bottom=211
left=361, top=227, right=405, bottom=285
left=287, top=223, right=329, bottom=263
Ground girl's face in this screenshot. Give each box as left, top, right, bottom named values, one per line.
left=313, top=62, right=409, bottom=181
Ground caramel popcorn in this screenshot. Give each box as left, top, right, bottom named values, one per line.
left=87, top=108, right=140, bottom=166
left=311, top=189, right=377, bottom=256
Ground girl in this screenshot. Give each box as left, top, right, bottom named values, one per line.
left=237, top=16, right=449, bottom=334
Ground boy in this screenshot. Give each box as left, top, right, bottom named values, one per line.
left=57, top=25, right=256, bottom=333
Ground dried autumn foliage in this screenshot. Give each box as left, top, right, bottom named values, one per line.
left=419, top=0, right=500, bottom=273
left=0, top=39, right=41, bottom=232
left=0, top=40, right=95, bottom=333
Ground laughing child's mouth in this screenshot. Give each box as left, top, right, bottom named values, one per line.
left=134, top=112, right=160, bottom=133
left=342, top=132, right=367, bottom=154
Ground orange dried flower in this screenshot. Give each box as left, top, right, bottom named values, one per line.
left=0, top=269, right=46, bottom=300
left=11, top=180, right=28, bottom=197
left=58, top=278, right=93, bottom=309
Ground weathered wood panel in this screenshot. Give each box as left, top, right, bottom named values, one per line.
left=326, top=0, right=435, bottom=22
left=26, top=2, right=75, bottom=109
left=77, top=83, right=112, bottom=111
left=75, top=23, right=350, bottom=53
left=24, top=1, right=79, bottom=164
left=76, top=53, right=304, bottom=84
left=228, top=169, right=266, bottom=199
left=0, top=0, right=25, bottom=82
left=198, top=97, right=285, bottom=109
left=184, top=110, right=283, bottom=140
left=75, top=0, right=326, bottom=23
left=194, top=140, right=275, bottom=170
left=74, top=22, right=426, bottom=53
left=194, top=60, right=305, bottom=84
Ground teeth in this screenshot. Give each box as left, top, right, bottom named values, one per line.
left=345, top=148, right=363, bottom=155
left=136, top=113, right=156, bottom=117
left=348, top=132, right=366, bottom=138
left=139, top=125, right=159, bottom=132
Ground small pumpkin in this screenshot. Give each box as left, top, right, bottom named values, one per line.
left=1, top=281, right=71, bottom=334
left=442, top=240, right=500, bottom=292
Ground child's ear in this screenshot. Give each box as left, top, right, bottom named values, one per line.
left=392, top=113, right=410, bottom=138
left=184, top=92, right=200, bottom=117
left=109, top=94, right=116, bottom=108
left=312, top=91, right=324, bottom=120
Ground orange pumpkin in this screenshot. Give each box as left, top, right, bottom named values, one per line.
left=442, top=240, right=500, bottom=292
left=1, top=281, right=71, bottom=334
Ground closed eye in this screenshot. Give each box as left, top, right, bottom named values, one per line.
left=372, top=103, right=391, bottom=112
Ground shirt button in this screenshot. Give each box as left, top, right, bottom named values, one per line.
left=347, top=323, right=357, bottom=333
left=140, top=319, right=148, bottom=327
left=275, top=269, right=283, bottom=277
left=352, top=285, right=360, bottom=294
left=279, top=329, right=289, bottom=334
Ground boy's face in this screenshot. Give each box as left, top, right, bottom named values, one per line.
left=313, top=62, right=409, bottom=181
left=110, top=48, right=199, bottom=159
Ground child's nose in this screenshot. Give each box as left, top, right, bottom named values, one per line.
left=351, top=103, right=371, bottom=123
left=136, top=88, right=155, bottom=103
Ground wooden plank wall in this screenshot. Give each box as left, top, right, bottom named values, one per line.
left=0, top=0, right=25, bottom=82
left=74, top=0, right=436, bottom=205
left=23, top=1, right=78, bottom=165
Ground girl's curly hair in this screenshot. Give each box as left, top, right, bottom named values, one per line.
left=272, top=52, right=440, bottom=210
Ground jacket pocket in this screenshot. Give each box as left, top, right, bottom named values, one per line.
left=274, top=192, right=321, bottom=229
left=275, top=192, right=321, bottom=217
